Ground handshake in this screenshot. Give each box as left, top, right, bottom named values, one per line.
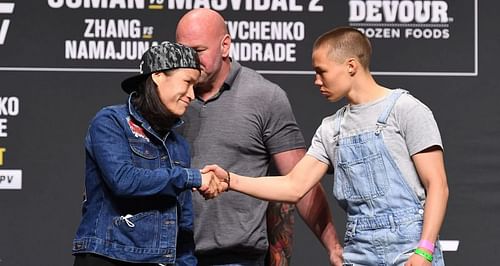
left=198, top=164, right=231, bottom=199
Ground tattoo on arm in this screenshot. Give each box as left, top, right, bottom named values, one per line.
left=266, top=202, right=295, bottom=266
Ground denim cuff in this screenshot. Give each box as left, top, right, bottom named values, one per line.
left=185, top=168, right=202, bottom=188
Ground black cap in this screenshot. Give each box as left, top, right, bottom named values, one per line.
left=121, top=41, right=200, bottom=94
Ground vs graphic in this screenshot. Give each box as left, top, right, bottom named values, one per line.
left=0, top=3, right=14, bottom=45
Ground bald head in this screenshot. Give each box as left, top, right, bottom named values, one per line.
left=176, top=8, right=228, bottom=40
left=175, top=9, right=232, bottom=93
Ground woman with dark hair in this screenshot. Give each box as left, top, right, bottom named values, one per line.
left=72, top=42, right=221, bottom=266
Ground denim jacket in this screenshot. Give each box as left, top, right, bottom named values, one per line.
left=72, top=94, right=201, bottom=265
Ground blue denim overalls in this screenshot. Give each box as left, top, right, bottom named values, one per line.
left=332, top=90, right=444, bottom=265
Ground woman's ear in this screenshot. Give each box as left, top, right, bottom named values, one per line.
left=151, top=72, right=163, bottom=86
left=346, top=58, right=357, bottom=76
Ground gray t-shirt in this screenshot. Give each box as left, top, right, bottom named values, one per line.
left=307, top=89, right=442, bottom=202
left=177, top=61, right=305, bottom=259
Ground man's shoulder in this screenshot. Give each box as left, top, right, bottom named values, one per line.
left=236, top=64, right=281, bottom=91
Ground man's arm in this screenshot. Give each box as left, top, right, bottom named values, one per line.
left=267, top=149, right=343, bottom=266
left=266, top=200, right=294, bottom=266
left=295, top=184, right=343, bottom=266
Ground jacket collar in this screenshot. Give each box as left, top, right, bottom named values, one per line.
left=126, top=92, right=184, bottom=140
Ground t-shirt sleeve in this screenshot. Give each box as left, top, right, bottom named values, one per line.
left=397, top=94, right=443, bottom=156
left=306, top=121, right=331, bottom=166
left=262, top=87, right=306, bottom=154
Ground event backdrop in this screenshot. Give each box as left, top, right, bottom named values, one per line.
left=1, top=0, right=498, bottom=265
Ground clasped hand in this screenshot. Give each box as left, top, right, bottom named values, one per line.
left=198, top=164, right=229, bottom=199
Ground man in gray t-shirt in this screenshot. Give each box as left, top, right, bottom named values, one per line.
left=176, top=8, right=343, bottom=266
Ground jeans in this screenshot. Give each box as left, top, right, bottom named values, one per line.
left=342, top=219, right=445, bottom=265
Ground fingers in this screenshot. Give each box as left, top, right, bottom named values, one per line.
left=201, top=164, right=227, bottom=181
left=201, top=164, right=218, bottom=173
left=199, top=171, right=223, bottom=199
left=198, top=165, right=230, bottom=200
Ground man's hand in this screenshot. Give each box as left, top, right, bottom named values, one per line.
left=328, top=243, right=343, bottom=266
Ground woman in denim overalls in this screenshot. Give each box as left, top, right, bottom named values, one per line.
left=203, top=27, right=449, bottom=266
left=332, top=89, right=446, bottom=265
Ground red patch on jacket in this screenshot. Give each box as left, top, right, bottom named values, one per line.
left=127, top=117, right=149, bottom=141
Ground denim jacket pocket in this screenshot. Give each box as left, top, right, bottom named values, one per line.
left=109, top=211, right=161, bottom=249
left=129, top=139, right=160, bottom=169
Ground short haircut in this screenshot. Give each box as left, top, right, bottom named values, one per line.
left=313, top=27, right=372, bottom=69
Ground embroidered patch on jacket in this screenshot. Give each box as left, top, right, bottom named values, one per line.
left=127, top=117, right=149, bottom=141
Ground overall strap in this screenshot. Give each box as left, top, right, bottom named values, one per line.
left=332, top=106, right=347, bottom=142
left=375, top=89, right=408, bottom=134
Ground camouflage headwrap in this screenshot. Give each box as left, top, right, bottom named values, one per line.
left=121, top=41, right=200, bottom=93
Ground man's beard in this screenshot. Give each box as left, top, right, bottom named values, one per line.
left=196, top=71, right=214, bottom=90
left=197, top=72, right=209, bottom=86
